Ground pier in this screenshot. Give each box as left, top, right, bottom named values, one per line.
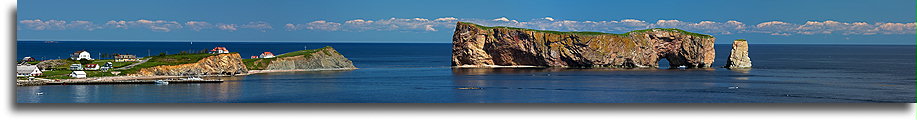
left=17, top=77, right=223, bottom=86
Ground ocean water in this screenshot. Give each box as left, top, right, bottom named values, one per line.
left=15, top=41, right=916, bottom=103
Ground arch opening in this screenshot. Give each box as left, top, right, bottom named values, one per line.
left=657, top=58, right=671, bottom=69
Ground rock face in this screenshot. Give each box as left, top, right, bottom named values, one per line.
left=36, top=59, right=70, bottom=70
left=725, top=40, right=751, bottom=69
left=452, top=22, right=716, bottom=68
left=264, top=47, right=356, bottom=70
left=135, top=53, right=248, bottom=76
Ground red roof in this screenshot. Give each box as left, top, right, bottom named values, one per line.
left=261, top=52, right=274, bottom=56
left=211, top=47, right=228, bottom=51
left=250, top=56, right=258, bottom=58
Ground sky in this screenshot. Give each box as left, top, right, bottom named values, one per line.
left=16, top=0, right=917, bottom=44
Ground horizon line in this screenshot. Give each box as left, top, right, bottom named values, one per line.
left=16, top=39, right=917, bottom=45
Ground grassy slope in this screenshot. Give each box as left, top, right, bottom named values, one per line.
left=120, top=53, right=220, bottom=74
left=243, top=46, right=332, bottom=70
left=30, top=53, right=221, bottom=79
left=458, top=22, right=713, bottom=38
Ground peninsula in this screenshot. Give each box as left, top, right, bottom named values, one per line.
left=452, top=22, right=716, bottom=68
left=17, top=46, right=356, bottom=86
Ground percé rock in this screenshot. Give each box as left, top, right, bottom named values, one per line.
left=134, top=53, right=248, bottom=76
left=725, top=40, right=751, bottom=69
left=452, top=22, right=715, bottom=68
left=264, top=47, right=356, bottom=70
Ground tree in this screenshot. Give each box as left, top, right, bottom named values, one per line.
left=159, top=52, right=166, bottom=56
left=78, top=59, right=91, bottom=64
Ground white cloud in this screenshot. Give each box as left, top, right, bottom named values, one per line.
left=217, top=24, right=238, bottom=31
left=424, top=25, right=437, bottom=31
left=304, top=20, right=342, bottom=31
left=434, top=17, right=458, bottom=21
left=543, top=17, right=555, bottom=21
left=492, top=17, right=511, bottom=22
left=17, top=18, right=916, bottom=36
left=185, top=21, right=212, bottom=31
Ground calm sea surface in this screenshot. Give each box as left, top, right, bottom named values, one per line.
left=15, top=41, right=916, bottom=103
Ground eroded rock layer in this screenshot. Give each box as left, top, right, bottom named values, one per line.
left=725, top=40, right=752, bottom=69
left=264, top=47, right=356, bottom=70
left=135, top=53, right=248, bottom=76
left=452, top=22, right=716, bottom=68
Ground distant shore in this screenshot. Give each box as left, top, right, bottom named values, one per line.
left=17, top=68, right=358, bottom=86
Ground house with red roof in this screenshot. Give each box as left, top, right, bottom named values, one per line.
left=259, top=52, right=275, bottom=58
left=210, top=47, right=229, bottom=54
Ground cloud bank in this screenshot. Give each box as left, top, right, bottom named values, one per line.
left=18, top=18, right=916, bottom=36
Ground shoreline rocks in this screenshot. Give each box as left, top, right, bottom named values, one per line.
left=725, top=39, right=752, bottom=69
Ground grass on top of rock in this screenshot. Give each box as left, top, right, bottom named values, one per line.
left=243, top=46, right=336, bottom=70
left=459, top=22, right=713, bottom=38
left=121, top=53, right=221, bottom=74
left=735, top=39, right=747, bottom=41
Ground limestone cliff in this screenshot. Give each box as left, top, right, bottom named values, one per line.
left=263, top=47, right=356, bottom=70
left=134, top=53, right=248, bottom=76
left=725, top=40, right=751, bottom=69
left=452, top=22, right=716, bottom=68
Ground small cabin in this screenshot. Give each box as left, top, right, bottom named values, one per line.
left=100, top=62, right=113, bottom=71
left=69, top=64, right=83, bottom=70
left=260, top=52, right=275, bottom=58
left=70, top=71, right=87, bottom=78
left=115, top=54, right=138, bottom=62
left=251, top=56, right=259, bottom=59
left=210, top=47, right=229, bottom=54
left=16, top=65, right=42, bottom=77
left=71, top=50, right=93, bottom=60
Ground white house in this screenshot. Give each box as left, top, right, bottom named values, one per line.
left=70, top=64, right=83, bottom=70
left=71, top=50, right=93, bottom=60
left=259, top=52, right=275, bottom=58
left=16, top=65, right=42, bottom=77
left=70, top=71, right=87, bottom=78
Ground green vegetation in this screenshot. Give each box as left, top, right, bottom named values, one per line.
left=86, top=71, right=116, bottom=77
left=275, top=46, right=332, bottom=58
left=40, top=70, right=72, bottom=79
left=31, top=52, right=220, bottom=79
left=459, top=22, right=713, bottom=38
left=243, top=46, right=332, bottom=70
left=88, top=59, right=137, bottom=68
left=735, top=39, right=747, bottom=41
left=121, top=53, right=220, bottom=74
left=624, top=28, right=714, bottom=38
left=242, top=58, right=273, bottom=70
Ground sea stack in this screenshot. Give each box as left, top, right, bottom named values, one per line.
left=725, top=39, right=752, bottom=69
left=451, top=22, right=716, bottom=68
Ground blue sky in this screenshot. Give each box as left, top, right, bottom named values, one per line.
left=17, top=0, right=916, bottom=44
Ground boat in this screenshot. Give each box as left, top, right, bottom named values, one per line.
left=154, top=80, right=169, bottom=84
left=180, top=77, right=204, bottom=80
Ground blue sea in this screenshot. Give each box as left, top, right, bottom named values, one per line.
left=15, top=41, right=916, bottom=103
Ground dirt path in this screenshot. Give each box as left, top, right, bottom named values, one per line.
left=115, top=57, right=151, bottom=70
